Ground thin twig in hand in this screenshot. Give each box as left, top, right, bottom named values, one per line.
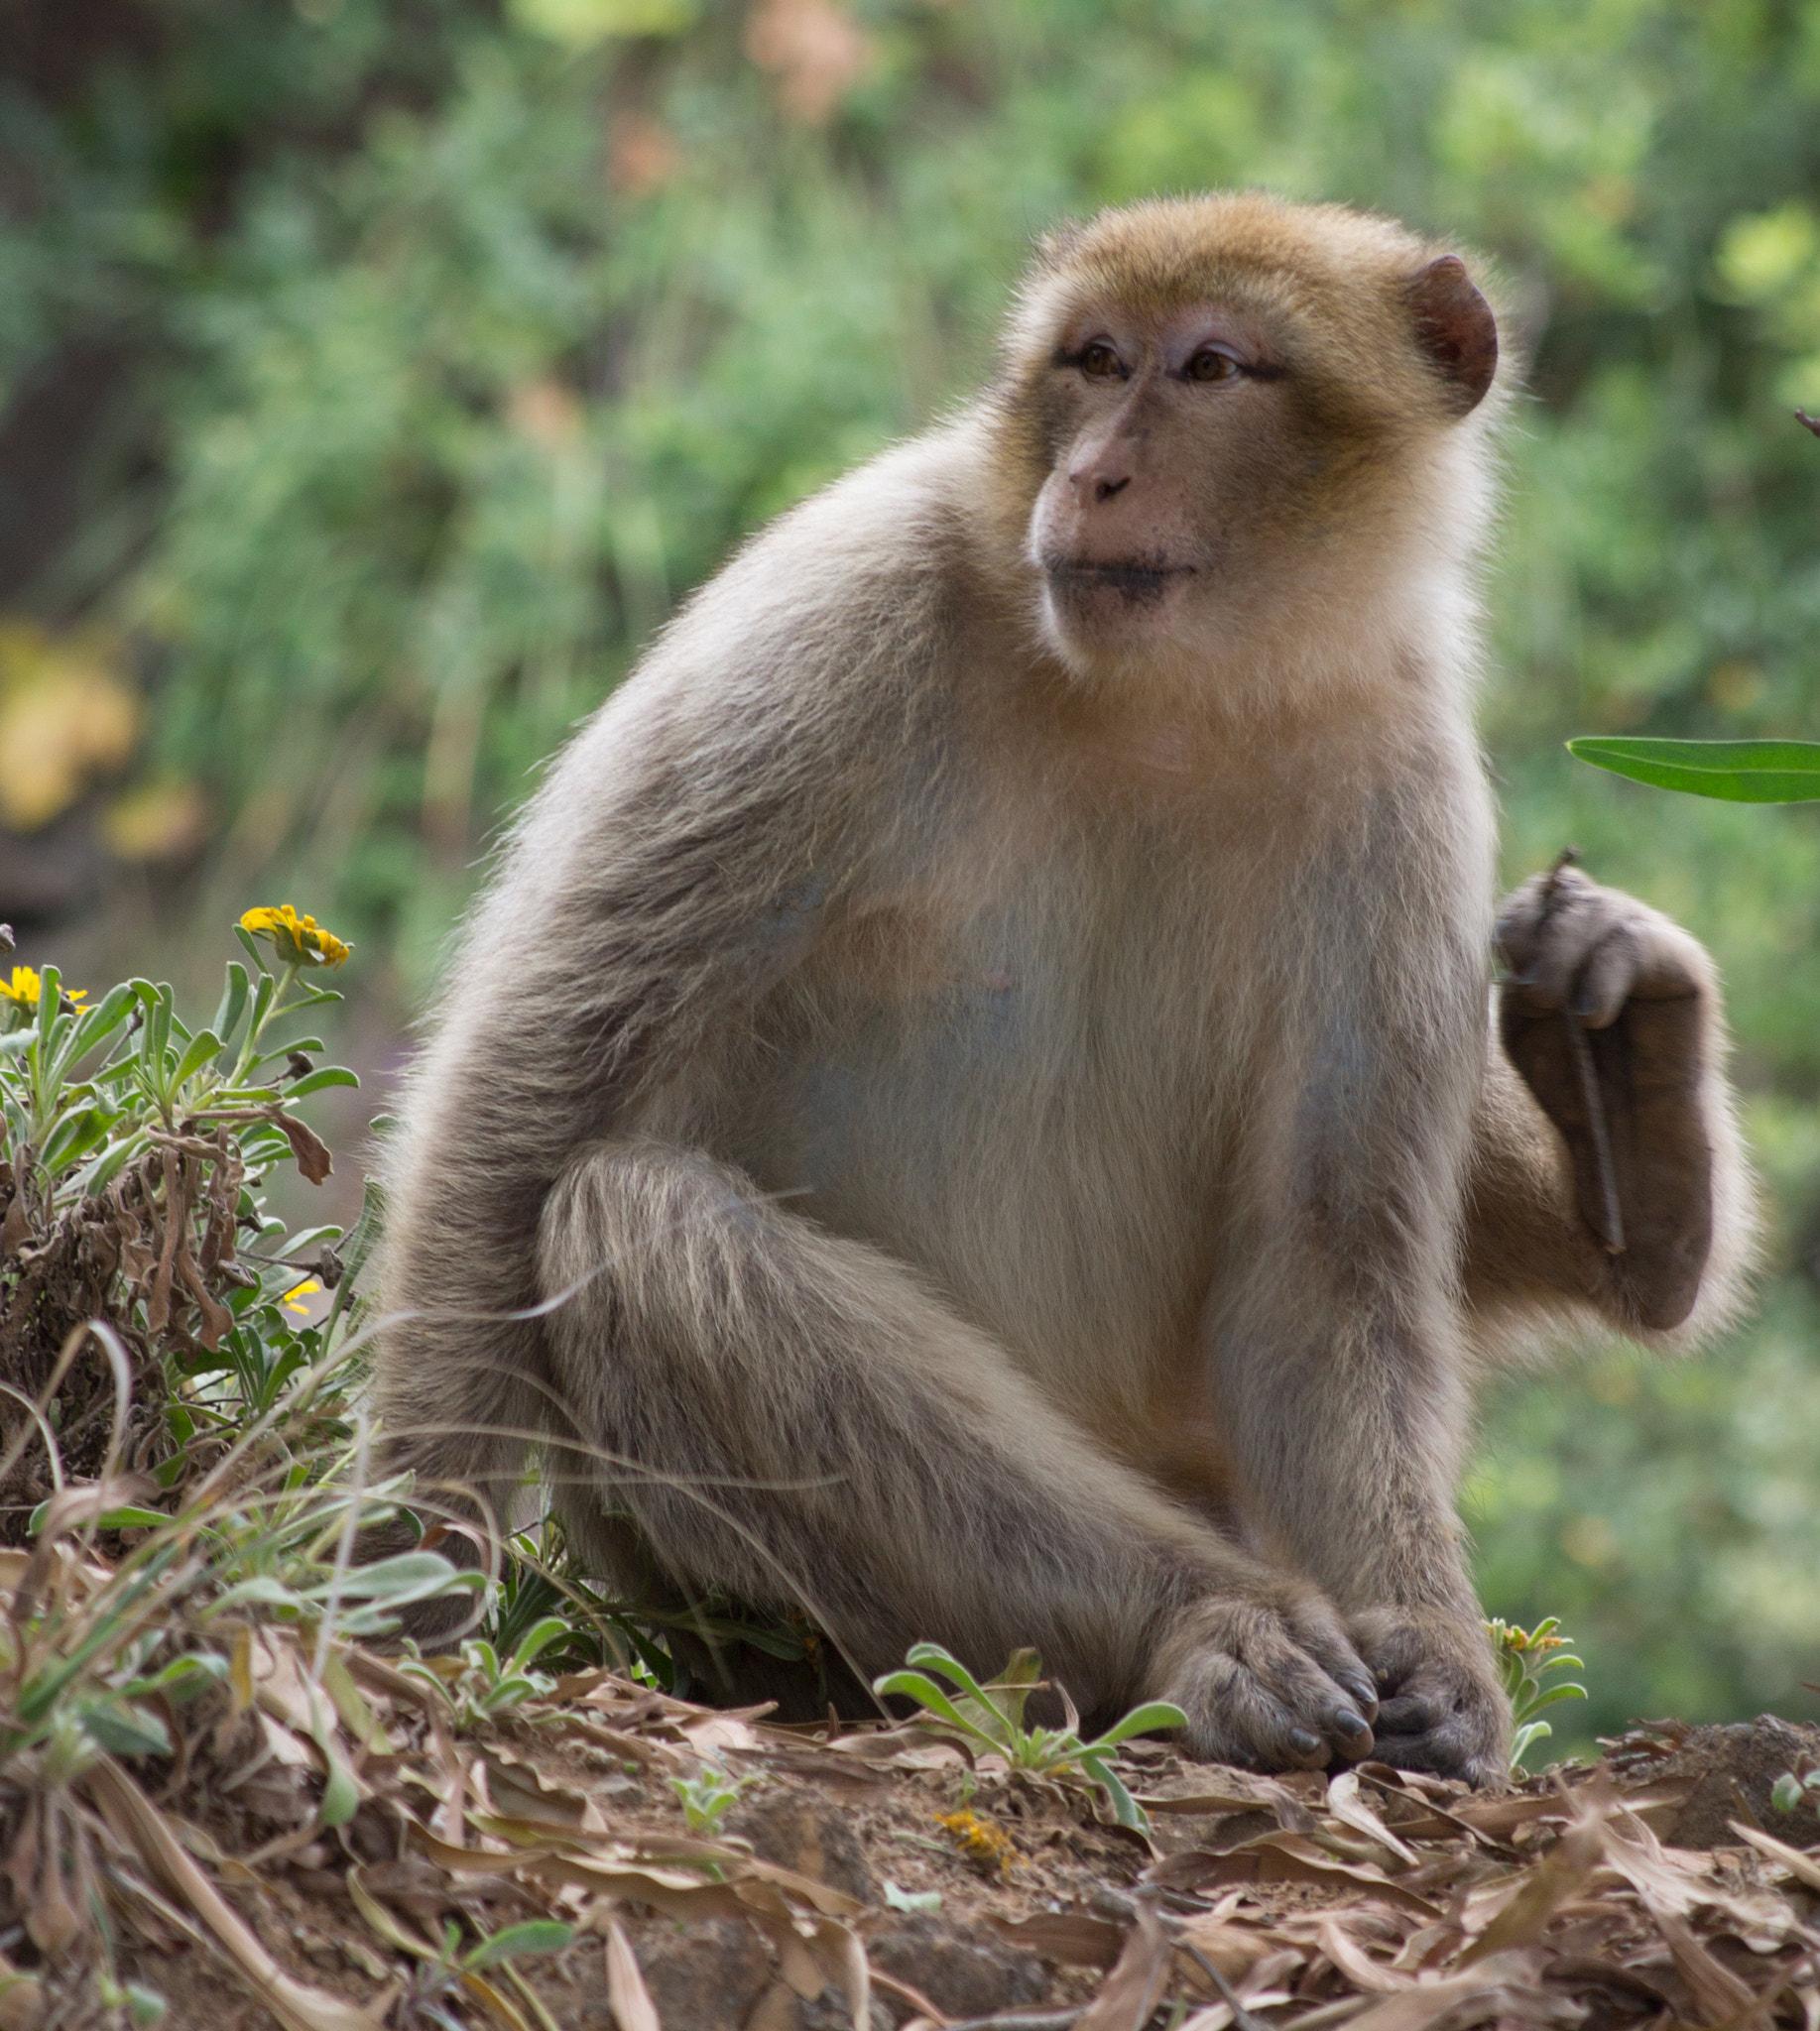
left=1536, top=848, right=1625, bottom=1255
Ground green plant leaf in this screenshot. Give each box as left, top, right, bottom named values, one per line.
left=211, top=961, right=251, bottom=1056
left=169, top=1026, right=225, bottom=1094
left=306, top=1551, right=478, bottom=1606
left=1521, top=1681, right=1590, bottom=1713
left=40, top=1103, right=126, bottom=1173
left=1567, top=736, right=1820, bottom=801
left=1086, top=1700, right=1187, bottom=1750
left=285, top=1066, right=359, bottom=1097
left=463, top=1921, right=575, bottom=1969
left=872, top=1668, right=994, bottom=1746
left=1075, top=1748, right=1149, bottom=1832
left=507, top=1614, right=575, bottom=1675
left=92, top=1506, right=171, bottom=1531
left=80, top=1699, right=173, bottom=1758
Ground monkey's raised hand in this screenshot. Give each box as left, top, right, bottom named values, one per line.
left=1495, top=865, right=1715, bottom=1331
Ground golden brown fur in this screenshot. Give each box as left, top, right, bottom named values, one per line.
left=374, top=192, right=1753, bottom=1782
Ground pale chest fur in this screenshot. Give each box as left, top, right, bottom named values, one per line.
left=691, top=707, right=1496, bottom=1414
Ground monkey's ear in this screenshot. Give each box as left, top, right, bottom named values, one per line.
left=1407, top=256, right=1498, bottom=417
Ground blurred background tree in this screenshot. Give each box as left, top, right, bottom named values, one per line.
left=4, top=0, right=1820, bottom=1754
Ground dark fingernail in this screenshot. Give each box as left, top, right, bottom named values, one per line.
left=1289, top=1728, right=1321, bottom=1756
left=1333, top=1708, right=1371, bottom=1743
left=1343, top=1676, right=1378, bottom=1712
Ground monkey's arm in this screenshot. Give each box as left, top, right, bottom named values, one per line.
left=1465, top=868, right=1755, bottom=1348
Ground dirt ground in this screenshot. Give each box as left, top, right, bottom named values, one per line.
left=15, top=1644, right=1816, bottom=2031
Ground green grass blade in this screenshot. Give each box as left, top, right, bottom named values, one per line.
left=1568, top=736, right=1820, bottom=801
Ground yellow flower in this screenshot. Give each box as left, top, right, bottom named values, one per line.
left=0, top=966, right=86, bottom=1010
left=934, top=1808, right=1022, bottom=1876
left=281, top=1279, right=323, bottom=1316
left=240, top=904, right=352, bottom=969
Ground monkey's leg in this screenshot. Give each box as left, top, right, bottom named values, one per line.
left=537, top=1139, right=1377, bottom=1767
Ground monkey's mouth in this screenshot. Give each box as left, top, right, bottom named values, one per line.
left=1043, top=559, right=1195, bottom=608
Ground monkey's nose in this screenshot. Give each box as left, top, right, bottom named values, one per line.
left=1068, top=463, right=1134, bottom=510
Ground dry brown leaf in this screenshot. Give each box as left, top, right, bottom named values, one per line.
left=483, top=1753, right=606, bottom=1833
left=605, top=1918, right=664, bottom=2031
left=1646, top=1901, right=1759, bottom=2023
left=276, top=1113, right=333, bottom=1184
left=1327, top=1772, right=1421, bottom=1865
left=1315, top=1914, right=1413, bottom=1993
left=1344, top=1948, right=1570, bottom=2029
left=1143, top=1770, right=1318, bottom=1830
left=1153, top=1836, right=1443, bottom=1917
left=1075, top=1902, right=1172, bottom=2031
left=1729, top=1820, right=1820, bottom=1897
left=989, top=1910, right=1123, bottom=1969
left=1172, top=1916, right=1274, bottom=1982
left=85, top=1756, right=394, bottom=2031
left=1458, top=1808, right=1606, bottom=1964
left=807, top=1917, right=870, bottom=2031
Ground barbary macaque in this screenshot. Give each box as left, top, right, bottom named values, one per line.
left=376, top=193, right=1752, bottom=1782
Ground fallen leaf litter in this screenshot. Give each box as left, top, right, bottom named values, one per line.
left=2, top=1594, right=1818, bottom=2031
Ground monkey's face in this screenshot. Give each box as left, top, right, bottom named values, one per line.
left=1006, top=196, right=1501, bottom=692
left=1026, top=299, right=1300, bottom=667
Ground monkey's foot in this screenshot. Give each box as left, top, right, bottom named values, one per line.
left=1347, top=1606, right=1510, bottom=1788
left=1155, top=1589, right=1380, bottom=1774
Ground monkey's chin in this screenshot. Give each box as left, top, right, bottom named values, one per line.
left=1038, top=563, right=1194, bottom=673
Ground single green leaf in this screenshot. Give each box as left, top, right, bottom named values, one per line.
left=1522, top=1681, right=1589, bottom=1713
left=1087, top=1700, right=1187, bottom=1750
left=211, top=963, right=251, bottom=1058
left=208, top=1576, right=310, bottom=1614
left=1075, top=1749, right=1149, bottom=1831
left=93, top=1506, right=170, bottom=1532
left=463, top=1922, right=575, bottom=1970
left=40, top=1104, right=126, bottom=1174
left=169, top=1027, right=224, bottom=1094
left=64, top=982, right=136, bottom=1066
left=80, top=1700, right=173, bottom=1758
left=508, top=1615, right=576, bottom=1675
left=307, top=1553, right=484, bottom=1607
left=129, top=1653, right=230, bottom=1703
left=315, top=1740, right=361, bottom=1827
left=872, top=1669, right=994, bottom=1745
left=286, top=1066, right=359, bottom=1097
left=1568, top=736, right=1820, bottom=801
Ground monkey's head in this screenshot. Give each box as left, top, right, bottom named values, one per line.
left=995, top=192, right=1502, bottom=694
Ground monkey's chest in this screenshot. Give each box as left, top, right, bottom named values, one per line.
left=730, top=879, right=1241, bottom=1369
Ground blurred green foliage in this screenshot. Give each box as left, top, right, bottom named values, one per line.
left=7, top=0, right=1820, bottom=1751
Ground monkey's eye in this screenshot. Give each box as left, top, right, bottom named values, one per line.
left=1080, top=341, right=1124, bottom=380
left=1185, top=347, right=1241, bottom=383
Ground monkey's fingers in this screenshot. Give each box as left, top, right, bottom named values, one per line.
left=1574, top=917, right=1703, bottom=1027
left=1162, top=1598, right=1377, bottom=1772
left=1348, top=1610, right=1508, bottom=1788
